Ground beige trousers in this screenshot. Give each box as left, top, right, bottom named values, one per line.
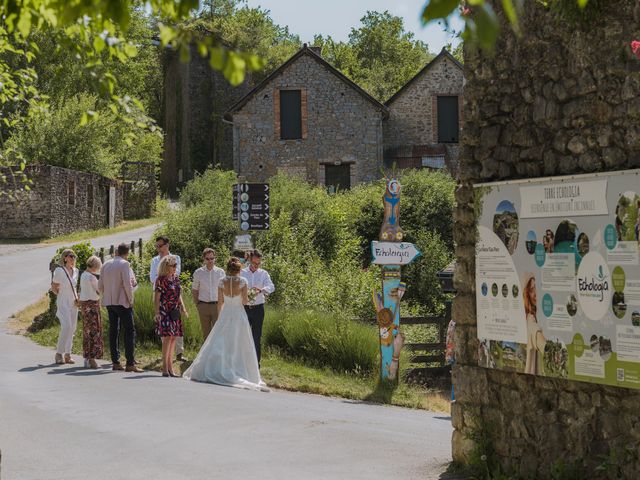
left=196, top=302, right=219, bottom=340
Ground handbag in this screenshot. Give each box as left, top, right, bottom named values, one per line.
left=169, top=307, right=181, bottom=321
left=58, top=266, right=80, bottom=307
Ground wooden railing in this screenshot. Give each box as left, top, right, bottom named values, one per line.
left=402, top=301, right=452, bottom=379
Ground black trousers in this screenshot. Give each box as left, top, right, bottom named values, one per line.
left=107, top=305, right=135, bottom=366
left=245, top=304, right=264, bottom=364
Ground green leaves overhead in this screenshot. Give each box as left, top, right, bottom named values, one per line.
left=421, top=0, right=589, bottom=51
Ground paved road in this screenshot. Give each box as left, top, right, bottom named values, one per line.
left=0, top=226, right=454, bottom=480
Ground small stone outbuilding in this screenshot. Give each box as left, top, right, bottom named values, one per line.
left=383, top=48, right=464, bottom=177
left=0, top=165, right=123, bottom=239
left=224, top=45, right=389, bottom=190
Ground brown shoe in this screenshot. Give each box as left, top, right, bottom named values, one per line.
left=88, top=359, right=99, bottom=369
left=64, top=354, right=75, bottom=364
left=125, top=365, right=144, bottom=373
left=55, top=353, right=64, bottom=364
left=112, top=363, right=125, bottom=371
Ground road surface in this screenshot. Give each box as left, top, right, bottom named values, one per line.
left=0, top=226, right=453, bottom=479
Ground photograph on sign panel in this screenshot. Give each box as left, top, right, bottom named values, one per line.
left=493, top=199, right=519, bottom=255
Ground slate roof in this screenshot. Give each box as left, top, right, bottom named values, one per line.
left=223, top=44, right=389, bottom=121
left=385, top=48, right=463, bottom=106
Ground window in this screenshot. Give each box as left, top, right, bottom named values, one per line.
left=437, top=96, right=459, bottom=143
left=421, top=155, right=446, bottom=169
left=280, top=89, right=302, bottom=140
left=67, top=180, right=76, bottom=206
left=325, top=164, right=351, bottom=193
left=87, top=184, right=94, bottom=211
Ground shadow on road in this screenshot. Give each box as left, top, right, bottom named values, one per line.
left=18, top=363, right=58, bottom=372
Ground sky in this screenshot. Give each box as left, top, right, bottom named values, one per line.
left=242, top=0, right=463, bottom=54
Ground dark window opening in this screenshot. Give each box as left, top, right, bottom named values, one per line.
left=280, top=90, right=302, bottom=140
left=68, top=180, right=76, bottom=206
left=437, top=96, right=459, bottom=143
left=87, top=184, right=93, bottom=211
left=325, top=164, right=351, bottom=193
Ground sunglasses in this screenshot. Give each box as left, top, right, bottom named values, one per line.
left=204, top=257, right=215, bottom=261
left=155, top=243, right=166, bottom=249
left=66, top=254, right=76, bottom=259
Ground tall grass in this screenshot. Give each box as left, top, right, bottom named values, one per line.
left=126, top=283, right=203, bottom=347
left=263, top=308, right=379, bottom=374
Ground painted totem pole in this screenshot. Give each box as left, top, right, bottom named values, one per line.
left=371, top=178, right=421, bottom=380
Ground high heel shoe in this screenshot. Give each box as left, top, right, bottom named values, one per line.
left=168, top=372, right=181, bottom=378
left=55, top=353, right=64, bottom=364
left=162, top=372, right=170, bottom=377
left=64, top=354, right=75, bottom=364
left=88, top=359, right=98, bottom=369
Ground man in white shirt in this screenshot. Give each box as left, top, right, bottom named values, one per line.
left=150, top=235, right=186, bottom=361
left=192, top=248, right=225, bottom=340
left=241, top=250, right=275, bottom=365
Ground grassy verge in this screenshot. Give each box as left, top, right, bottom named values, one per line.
left=0, top=218, right=162, bottom=245
left=11, top=296, right=450, bottom=413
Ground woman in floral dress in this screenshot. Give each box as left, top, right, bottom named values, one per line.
left=154, top=255, right=188, bottom=377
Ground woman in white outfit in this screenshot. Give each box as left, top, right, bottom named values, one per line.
left=51, top=249, right=79, bottom=365
left=183, top=257, right=269, bottom=392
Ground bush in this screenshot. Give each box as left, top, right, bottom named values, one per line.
left=152, top=168, right=456, bottom=319
left=263, top=308, right=379, bottom=373
left=5, top=93, right=162, bottom=178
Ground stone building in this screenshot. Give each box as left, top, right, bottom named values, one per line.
left=0, top=165, right=123, bottom=239
left=223, top=45, right=389, bottom=190
left=383, top=48, right=464, bottom=177
left=161, top=44, right=253, bottom=196
left=453, top=1, right=640, bottom=478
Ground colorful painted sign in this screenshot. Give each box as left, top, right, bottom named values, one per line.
left=371, top=241, right=421, bottom=265
left=372, top=178, right=419, bottom=381
left=475, top=169, right=640, bottom=389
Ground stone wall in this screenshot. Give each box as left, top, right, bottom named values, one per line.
left=161, top=46, right=253, bottom=197
left=0, top=165, right=123, bottom=238
left=231, top=51, right=385, bottom=186
left=383, top=52, right=464, bottom=176
left=453, top=1, right=640, bottom=478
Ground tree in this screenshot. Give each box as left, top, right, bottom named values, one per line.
left=0, top=0, right=263, bottom=195
left=422, top=0, right=597, bottom=52
left=315, top=11, right=433, bottom=102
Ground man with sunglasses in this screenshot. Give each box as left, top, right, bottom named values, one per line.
left=150, top=236, right=186, bottom=361
left=191, top=248, right=225, bottom=340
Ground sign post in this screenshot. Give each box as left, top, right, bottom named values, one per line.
left=371, top=179, right=419, bottom=381
left=232, top=183, right=270, bottom=231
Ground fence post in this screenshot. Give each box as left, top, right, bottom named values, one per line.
left=99, top=247, right=104, bottom=264
left=138, top=238, right=143, bottom=259
left=130, top=240, right=135, bottom=255
left=109, top=245, right=114, bottom=257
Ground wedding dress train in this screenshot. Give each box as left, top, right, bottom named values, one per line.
left=183, top=276, right=269, bottom=392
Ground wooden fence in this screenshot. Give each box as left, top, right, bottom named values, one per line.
left=98, top=238, right=144, bottom=264
left=402, top=301, right=452, bottom=380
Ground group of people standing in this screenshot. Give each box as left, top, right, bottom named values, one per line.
left=50, top=235, right=274, bottom=391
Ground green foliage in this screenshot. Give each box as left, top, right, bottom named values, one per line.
left=421, top=0, right=592, bottom=52
left=314, top=11, right=434, bottom=101
left=262, top=308, right=379, bottom=374
left=128, top=283, right=202, bottom=347
left=160, top=168, right=456, bottom=319
left=5, top=93, right=161, bottom=178
left=195, top=0, right=301, bottom=81
left=52, top=242, right=95, bottom=272
left=0, top=0, right=263, bottom=194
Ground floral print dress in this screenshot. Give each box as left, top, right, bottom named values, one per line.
left=155, top=274, right=183, bottom=337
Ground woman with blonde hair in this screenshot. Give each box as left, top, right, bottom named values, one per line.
left=79, top=255, right=104, bottom=369
left=51, top=249, right=79, bottom=364
left=154, top=255, right=188, bottom=377
left=523, top=273, right=546, bottom=374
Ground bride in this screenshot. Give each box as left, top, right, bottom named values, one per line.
left=183, top=257, right=269, bottom=392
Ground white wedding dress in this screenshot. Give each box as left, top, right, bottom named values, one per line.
left=183, top=276, right=269, bottom=392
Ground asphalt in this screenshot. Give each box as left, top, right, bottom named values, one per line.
left=0, top=225, right=454, bottom=480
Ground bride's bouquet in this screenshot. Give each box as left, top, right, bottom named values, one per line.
left=248, top=288, right=258, bottom=305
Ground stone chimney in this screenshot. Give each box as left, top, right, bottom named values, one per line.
left=306, top=44, right=322, bottom=57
